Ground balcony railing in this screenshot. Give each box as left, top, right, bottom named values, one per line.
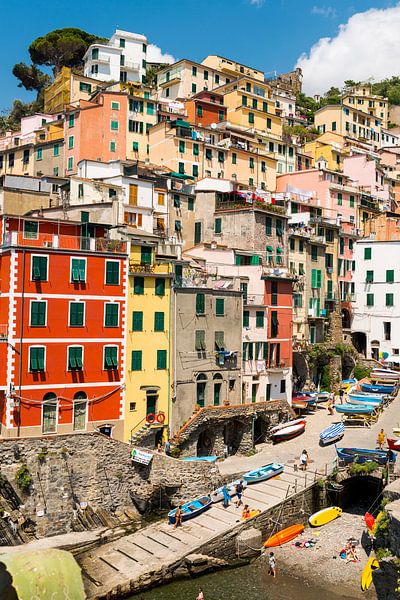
left=129, top=261, right=155, bottom=274
left=3, top=232, right=127, bottom=254
left=244, top=294, right=266, bottom=306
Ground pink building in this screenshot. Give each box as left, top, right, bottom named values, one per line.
left=343, top=154, right=392, bottom=210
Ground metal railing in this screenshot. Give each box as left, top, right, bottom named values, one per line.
left=3, top=232, right=127, bottom=254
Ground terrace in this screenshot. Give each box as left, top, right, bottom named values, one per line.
left=3, top=231, right=127, bottom=254
left=215, top=191, right=286, bottom=215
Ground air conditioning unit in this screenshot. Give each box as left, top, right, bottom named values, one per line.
left=43, top=241, right=53, bottom=248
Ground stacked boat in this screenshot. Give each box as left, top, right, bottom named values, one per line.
left=336, top=447, right=396, bottom=465
left=270, top=418, right=306, bottom=442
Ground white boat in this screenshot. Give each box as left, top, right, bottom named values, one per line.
left=210, top=479, right=247, bottom=503
left=271, top=422, right=306, bottom=442
left=270, top=418, right=306, bottom=434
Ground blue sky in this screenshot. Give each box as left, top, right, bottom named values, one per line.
left=0, top=0, right=396, bottom=110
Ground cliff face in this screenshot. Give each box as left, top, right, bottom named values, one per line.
left=373, top=558, right=400, bottom=600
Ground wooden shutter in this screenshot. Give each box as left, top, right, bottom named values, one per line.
left=155, top=278, right=165, bottom=296
left=195, top=330, right=205, bottom=351
left=129, top=185, right=138, bottom=206
left=132, top=311, right=143, bottom=331
left=157, top=350, right=167, bottom=369
left=131, top=350, right=142, bottom=371
left=196, top=293, right=205, bottom=314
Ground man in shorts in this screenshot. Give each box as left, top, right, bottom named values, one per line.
left=235, top=480, right=244, bottom=507
left=268, top=551, right=276, bottom=577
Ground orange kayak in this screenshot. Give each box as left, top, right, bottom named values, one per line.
left=264, top=524, right=305, bottom=547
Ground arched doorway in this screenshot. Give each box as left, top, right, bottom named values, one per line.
left=352, top=332, right=367, bottom=356
left=253, top=416, right=268, bottom=445
left=197, top=429, right=214, bottom=456
left=292, top=352, right=309, bottom=391
left=98, top=424, right=112, bottom=437
left=42, top=392, right=57, bottom=434
left=223, top=419, right=244, bottom=455
left=341, top=308, right=351, bottom=329
left=196, top=373, right=207, bottom=408
left=73, top=392, right=87, bottom=431
left=213, top=373, right=223, bottom=406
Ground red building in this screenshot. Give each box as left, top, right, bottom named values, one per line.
left=185, top=91, right=227, bottom=127
left=0, top=215, right=128, bottom=439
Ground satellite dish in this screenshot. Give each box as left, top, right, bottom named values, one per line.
left=210, top=123, right=217, bottom=129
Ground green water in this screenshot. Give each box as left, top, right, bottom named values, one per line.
left=132, top=559, right=356, bottom=600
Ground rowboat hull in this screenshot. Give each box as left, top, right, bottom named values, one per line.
left=320, top=423, right=345, bottom=445
left=361, top=556, right=379, bottom=591
left=292, top=401, right=308, bottom=410
left=387, top=438, right=400, bottom=452
left=264, top=524, right=305, bottom=548
left=348, top=392, right=382, bottom=403
left=336, top=447, right=396, bottom=465
left=168, top=495, right=211, bottom=524
left=243, top=462, right=284, bottom=483
left=335, top=403, right=375, bottom=415
left=271, top=422, right=306, bottom=442
left=182, top=456, right=217, bottom=463
left=309, top=506, right=342, bottom=527
left=361, top=383, right=395, bottom=394
left=210, top=479, right=248, bottom=503
left=347, top=396, right=382, bottom=407
left=270, top=418, right=306, bottom=433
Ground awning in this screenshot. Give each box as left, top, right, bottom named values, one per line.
left=173, top=119, right=191, bottom=128
left=276, top=247, right=283, bottom=253
left=170, top=172, right=195, bottom=180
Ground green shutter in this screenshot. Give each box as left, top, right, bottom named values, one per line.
left=243, top=311, right=250, bottom=327
left=316, top=270, right=322, bottom=289
left=195, top=330, right=206, bottom=351
left=71, top=258, right=86, bottom=282
left=154, top=312, right=164, bottom=331
left=132, top=311, right=143, bottom=331
left=157, top=349, right=167, bottom=369
left=242, top=342, right=248, bottom=360
left=386, top=293, right=394, bottom=307
left=106, top=261, right=119, bottom=284
left=364, top=247, right=372, bottom=260
left=256, top=311, right=264, bottom=328
left=263, top=342, right=268, bottom=361
left=32, top=256, right=47, bottom=281
left=70, top=302, right=84, bottom=326
left=248, top=343, right=254, bottom=360
left=194, top=222, right=202, bottom=244
left=215, top=218, right=222, bottom=234
left=68, top=346, right=83, bottom=370
left=311, top=269, right=317, bottom=289
left=155, top=278, right=165, bottom=296
left=104, top=346, right=118, bottom=369
left=250, top=255, right=261, bottom=265
left=131, top=350, right=142, bottom=371
left=141, top=246, right=152, bottom=265
left=215, top=331, right=225, bottom=350
left=366, top=270, right=374, bottom=283
left=196, top=293, right=205, bottom=314
left=386, top=270, right=394, bottom=283
left=30, top=347, right=45, bottom=371
left=105, top=303, right=119, bottom=327
left=134, top=277, right=144, bottom=294
left=366, top=293, right=374, bottom=307
left=316, top=297, right=321, bottom=317
left=31, top=301, right=46, bottom=326
left=216, top=298, right=224, bottom=316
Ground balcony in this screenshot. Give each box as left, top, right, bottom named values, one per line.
left=215, top=194, right=286, bottom=215
left=360, top=196, right=380, bottom=211
left=124, top=60, right=140, bottom=71
left=129, top=260, right=155, bottom=274
left=266, top=360, right=290, bottom=372
left=93, top=56, right=110, bottom=65
left=3, top=232, right=127, bottom=254
left=244, top=294, right=266, bottom=306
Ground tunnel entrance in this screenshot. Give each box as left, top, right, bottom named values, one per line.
left=326, top=475, right=383, bottom=514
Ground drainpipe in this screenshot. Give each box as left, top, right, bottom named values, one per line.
left=17, top=249, right=26, bottom=438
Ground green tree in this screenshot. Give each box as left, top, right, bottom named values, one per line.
left=12, top=62, right=51, bottom=93
left=320, top=86, right=341, bottom=106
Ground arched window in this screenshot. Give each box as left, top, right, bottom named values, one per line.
left=196, top=373, right=207, bottom=408
left=73, top=392, right=87, bottom=431
left=213, top=373, right=223, bottom=406
left=42, top=393, right=57, bottom=434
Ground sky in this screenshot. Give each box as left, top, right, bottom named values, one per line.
left=1, top=0, right=400, bottom=111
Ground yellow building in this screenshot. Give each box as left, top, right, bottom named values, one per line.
left=124, top=239, right=173, bottom=445
left=314, top=104, right=383, bottom=148
left=342, top=84, right=388, bottom=128
left=118, top=82, right=159, bottom=161
left=303, top=132, right=348, bottom=171
left=201, top=55, right=264, bottom=82
left=43, top=67, right=101, bottom=114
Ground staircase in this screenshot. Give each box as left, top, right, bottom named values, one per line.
left=130, top=422, right=152, bottom=446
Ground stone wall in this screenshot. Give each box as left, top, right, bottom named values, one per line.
left=0, top=432, right=222, bottom=541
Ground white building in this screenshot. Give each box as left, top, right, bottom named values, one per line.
left=83, top=30, right=147, bottom=84
left=381, top=128, right=400, bottom=148
left=351, top=239, right=400, bottom=362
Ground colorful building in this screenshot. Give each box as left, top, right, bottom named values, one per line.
left=43, top=67, right=102, bottom=114
left=0, top=215, right=128, bottom=439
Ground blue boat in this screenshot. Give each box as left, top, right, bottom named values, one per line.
left=168, top=495, right=212, bottom=524
left=320, top=422, right=345, bottom=445
left=243, top=462, right=284, bottom=483
left=336, top=447, right=396, bottom=465
left=335, top=403, right=375, bottom=415
left=341, top=378, right=357, bottom=387
left=182, top=456, right=217, bottom=463
left=347, top=393, right=382, bottom=406
left=361, top=383, right=395, bottom=394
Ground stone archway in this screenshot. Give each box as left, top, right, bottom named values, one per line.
left=341, top=308, right=351, bottom=329
left=352, top=332, right=367, bottom=356
left=293, top=352, right=310, bottom=391
left=223, top=420, right=245, bottom=455
left=197, top=429, right=215, bottom=456
left=253, top=416, right=269, bottom=445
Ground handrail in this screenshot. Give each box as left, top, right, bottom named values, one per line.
left=130, top=416, right=148, bottom=442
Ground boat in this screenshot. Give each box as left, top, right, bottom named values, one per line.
left=243, top=462, right=284, bottom=483
left=393, top=427, right=400, bottom=437
left=168, top=495, right=212, bottom=524
left=336, top=447, right=396, bottom=465
left=361, top=382, right=395, bottom=394
left=387, top=437, right=400, bottom=451
left=316, top=391, right=330, bottom=401
left=210, top=479, right=248, bottom=503
left=182, top=456, right=217, bottom=463
left=371, top=369, right=400, bottom=380
left=347, top=394, right=382, bottom=406
left=270, top=418, right=306, bottom=434
left=320, top=422, right=345, bottom=445
left=309, top=506, right=342, bottom=527
left=271, top=422, right=306, bottom=442
left=291, top=400, right=309, bottom=410
left=361, top=556, right=379, bottom=591
left=364, top=512, right=375, bottom=531
left=335, top=403, right=376, bottom=415
left=341, top=378, right=357, bottom=388
left=241, top=509, right=261, bottom=521
left=264, top=524, right=305, bottom=548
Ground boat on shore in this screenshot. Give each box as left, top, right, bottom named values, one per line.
left=361, top=382, right=395, bottom=394
left=243, top=462, right=284, bottom=483
left=182, top=456, right=217, bottom=463
left=336, top=447, right=396, bottom=465
left=370, top=369, right=400, bottom=381
left=264, top=524, right=304, bottom=547
left=270, top=418, right=306, bottom=433
left=168, top=496, right=212, bottom=524
left=320, top=422, right=345, bottom=445
left=271, top=421, right=306, bottom=442
left=341, top=378, right=357, bottom=388
left=316, top=391, right=330, bottom=402
left=309, top=506, right=342, bottom=527
left=387, top=438, right=400, bottom=451
left=292, top=400, right=309, bottom=410
left=361, top=556, right=379, bottom=591
left=347, top=394, right=382, bottom=406
left=335, top=403, right=375, bottom=415
left=210, top=479, right=247, bottom=503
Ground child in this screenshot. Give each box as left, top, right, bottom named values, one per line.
left=300, top=449, right=309, bottom=471
left=377, top=428, right=385, bottom=450
left=268, top=552, right=276, bottom=577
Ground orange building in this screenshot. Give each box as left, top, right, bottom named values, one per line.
left=185, top=91, right=227, bottom=127
left=263, top=276, right=293, bottom=373
left=64, top=91, right=128, bottom=174
left=0, top=215, right=128, bottom=439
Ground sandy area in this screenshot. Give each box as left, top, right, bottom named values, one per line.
left=260, top=510, right=377, bottom=599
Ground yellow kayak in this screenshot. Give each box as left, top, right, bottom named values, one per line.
left=309, top=506, right=342, bottom=527
left=361, top=556, right=379, bottom=590
left=373, top=511, right=383, bottom=534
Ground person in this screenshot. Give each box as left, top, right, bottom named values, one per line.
left=174, top=505, right=183, bottom=528
left=346, top=544, right=359, bottom=563
left=242, top=504, right=251, bottom=519
left=156, top=441, right=162, bottom=453
left=197, top=588, right=204, bottom=600
left=339, top=388, right=344, bottom=404
left=377, top=428, right=385, bottom=450
left=300, top=449, right=309, bottom=471
left=222, top=484, right=230, bottom=508
left=235, top=480, right=244, bottom=507
left=165, top=439, right=171, bottom=456
left=327, top=394, right=335, bottom=415
left=268, top=552, right=276, bottom=577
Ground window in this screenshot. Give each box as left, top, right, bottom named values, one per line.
left=311, top=269, right=322, bottom=289
left=193, top=143, right=199, bottom=156
left=366, top=293, right=374, bottom=306
left=204, top=70, right=208, bottom=80
left=188, top=197, right=194, bottom=211
left=23, top=220, right=38, bottom=240
left=248, top=112, right=255, bottom=124
left=132, top=141, right=139, bottom=152
left=71, top=258, right=86, bottom=282
left=24, top=150, right=31, bottom=165
left=134, top=276, right=144, bottom=294
left=215, top=74, right=219, bottom=84
left=271, top=281, right=278, bottom=305
left=30, top=300, right=46, bottom=326
left=337, top=193, right=342, bottom=206
left=215, top=298, right=224, bottom=316
left=101, top=345, right=118, bottom=372
left=119, top=38, right=125, bottom=47
left=195, top=330, right=206, bottom=351
left=110, top=120, right=119, bottom=131
left=280, top=379, right=286, bottom=394
left=205, top=148, right=212, bottom=160
left=339, top=237, right=345, bottom=255
left=366, top=270, right=374, bottom=283
left=179, top=140, right=185, bottom=153
left=32, top=255, right=48, bottom=281
left=350, top=195, right=355, bottom=208
left=110, top=141, right=116, bottom=152
left=276, top=219, right=283, bottom=237
left=325, top=253, right=333, bottom=269
left=146, top=102, right=154, bottom=115
left=29, top=347, right=45, bottom=371
left=69, top=302, right=84, bottom=326
left=105, top=303, right=119, bottom=327
left=105, top=260, right=120, bottom=284
left=243, top=311, right=250, bottom=327
left=197, top=105, right=203, bottom=118
left=36, top=148, right=43, bottom=161
left=73, top=393, right=87, bottom=430
left=386, top=294, right=394, bottom=307
left=132, top=311, right=143, bottom=332
left=154, top=311, right=164, bottom=331
left=384, top=322, right=391, bottom=340
left=79, top=82, right=91, bottom=93
left=249, top=157, right=254, bottom=169
left=196, top=293, right=205, bottom=315
left=194, top=222, right=202, bottom=244
left=214, top=217, right=222, bottom=234
left=178, top=162, right=185, bottom=174
left=67, top=157, right=73, bottom=171
left=311, top=245, right=318, bottom=261
left=332, top=121, right=337, bottom=131
left=192, top=83, right=197, bottom=93
left=218, top=109, right=224, bottom=121
left=265, top=217, right=272, bottom=235
left=256, top=311, right=264, bottom=328
left=192, top=66, right=197, bottom=76
left=364, top=247, right=372, bottom=260
left=155, top=278, right=165, bottom=297
left=69, top=114, right=75, bottom=128
left=68, top=346, right=83, bottom=370
left=387, top=270, right=394, bottom=283
left=215, top=331, right=224, bottom=350
left=271, top=311, right=279, bottom=337
left=9, top=153, right=15, bottom=167
left=140, top=246, right=152, bottom=265
left=91, top=64, right=98, bottom=75
left=157, top=349, right=167, bottom=369
left=261, top=161, right=266, bottom=173
left=218, top=151, right=225, bottom=163
left=192, top=164, right=199, bottom=177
